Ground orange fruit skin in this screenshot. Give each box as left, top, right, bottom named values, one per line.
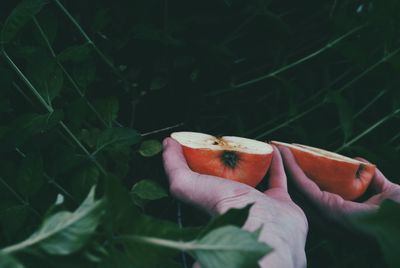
left=288, top=147, right=376, bottom=200
left=181, top=146, right=273, bottom=187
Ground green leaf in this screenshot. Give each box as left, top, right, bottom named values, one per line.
left=26, top=51, right=64, bottom=104
left=122, top=214, right=200, bottom=268
left=92, top=8, right=111, bottom=33
left=92, top=97, right=119, bottom=127
left=92, top=128, right=141, bottom=155
left=58, top=43, right=93, bottom=63
left=0, top=204, right=31, bottom=243
left=72, top=60, right=96, bottom=89
left=192, top=226, right=271, bottom=268
left=1, top=0, right=48, bottom=43
left=138, top=140, right=162, bottom=157
left=1, top=187, right=104, bottom=255
left=33, top=9, right=58, bottom=46
left=0, top=252, right=24, bottom=268
left=0, top=110, right=63, bottom=151
left=198, top=204, right=252, bottom=238
left=125, top=226, right=270, bottom=268
left=16, top=152, right=44, bottom=197
left=130, top=180, right=168, bottom=207
left=350, top=200, right=400, bottom=268
left=102, top=174, right=141, bottom=235
left=69, top=165, right=99, bottom=200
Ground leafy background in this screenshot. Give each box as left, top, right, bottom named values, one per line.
left=1, top=0, right=400, bottom=267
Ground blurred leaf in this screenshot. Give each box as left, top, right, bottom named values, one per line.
left=150, top=77, right=168, bottom=91
left=16, top=152, right=44, bottom=197
left=26, top=51, right=63, bottom=104
left=130, top=180, right=167, bottom=207
left=351, top=200, right=400, bottom=268
left=72, top=60, right=96, bottom=89
left=107, top=150, right=131, bottom=178
left=58, top=43, right=93, bottom=63
left=139, top=140, right=162, bottom=157
left=69, top=165, right=99, bottom=201
left=124, top=225, right=270, bottom=268
left=1, top=187, right=104, bottom=255
left=198, top=204, right=252, bottom=237
left=131, top=24, right=183, bottom=46
left=1, top=0, right=47, bottom=43
left=123, top=214, right=199, bottom=268
left=98, top=248, right=135, bottom=268
left=33, top=9, right=58, bottom=45
left=92, top=97, right=119, bottom=127
left=0, top=204, right=31, bottom=243
left=327, top=91, right=353, bottom=142
left=0, top=252, right=24, bottom=268
left=92, top=8, right=111, bottom=33
left=0, top=66, right=13, bottom=98
left=92, top=128, right=141, bottom=155
left=191, top=226, right=271, bottom=268
left=0, top=110, right=63, bottom=151
left=103, top=174, right=141, bottom=234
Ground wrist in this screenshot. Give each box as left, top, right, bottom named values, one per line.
left=244, top=216, right=307, bottom=268
left=258, top=230, right=306, bottom=268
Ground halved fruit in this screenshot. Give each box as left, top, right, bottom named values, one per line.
left=171, top=132, right=273, bottom=187
left=272, top=141, right=376, bottom=200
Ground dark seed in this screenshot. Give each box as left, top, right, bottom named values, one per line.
left=220, top=151, right=239, bottom=168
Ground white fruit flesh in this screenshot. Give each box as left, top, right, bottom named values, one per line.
left=171, top=132, right=273, bottom=154
left=273, top=141, right=363, bottom=164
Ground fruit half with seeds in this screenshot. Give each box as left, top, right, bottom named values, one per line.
left=272, top=141, right=376, bottom=200
left=171, top=132, right=274, bottom=187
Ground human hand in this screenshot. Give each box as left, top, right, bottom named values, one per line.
left=277, top=145, right=400, bottom=226
left=163, top=137, right=308, bottom=268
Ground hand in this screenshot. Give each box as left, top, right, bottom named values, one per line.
left=163, top=138, right=308, bottom=268
left=277, top=145, right=400, bottom=226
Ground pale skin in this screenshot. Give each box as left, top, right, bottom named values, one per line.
left=162, top=138, right=308, bottom=268
left=276, top=145, right=400, bottom=227
left=163, top=138, right=400, bottom=267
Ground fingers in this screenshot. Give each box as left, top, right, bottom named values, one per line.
left=162, top=137, right=192, bottom=180
left=192, top=263, right=201, bottom=268
left=162, top=137, right=254, bottom=214
left=266, top=145, right=287, bottom=191
left=277, top=145, right=323, bottom=203
left=355, top=157, right=391, bottom=193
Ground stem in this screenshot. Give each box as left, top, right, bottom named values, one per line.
left=33, top=17, right=111, bottom=128
left=387, top=131, right=400, bottom=145
left=245, top=68, right=353, bottom=136
left=2, top=49, right=53, bottom=112
left=338, top=47, right=400, bottom=94
left=234, top=24, right=365, bottom=88
left=12, top=82, right=35, bottom=106
left=141, top=123, right=184, bottom=137
left=2, top=47, right=108, bottom=176
left=208, top=24, right=366, bottom=96
left=254, top=102, right=324, bottom=139
left=336, top=108, right=400, bottom=152
left=327, top=89, right=387, bottom=138
left=44, top=174, right=77, bottom=204
left=117, top=235, right=191, bottom=251
left=0, top=177, right=27, bottom=206
left=250, top=44, right=400, bottom=139
left=116, top=235, right=256, bottom=251
left=0, top=177, right=41, bottom=219
left=53, top=0, right=127, bottom=85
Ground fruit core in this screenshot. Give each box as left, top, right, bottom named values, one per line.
left=220, top=150, right=240, bottom=168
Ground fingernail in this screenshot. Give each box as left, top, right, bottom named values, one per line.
left=163, top=138, right=169, bottom=147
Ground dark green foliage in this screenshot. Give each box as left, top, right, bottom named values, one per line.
left=0, top=0, right=400, bottom=267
